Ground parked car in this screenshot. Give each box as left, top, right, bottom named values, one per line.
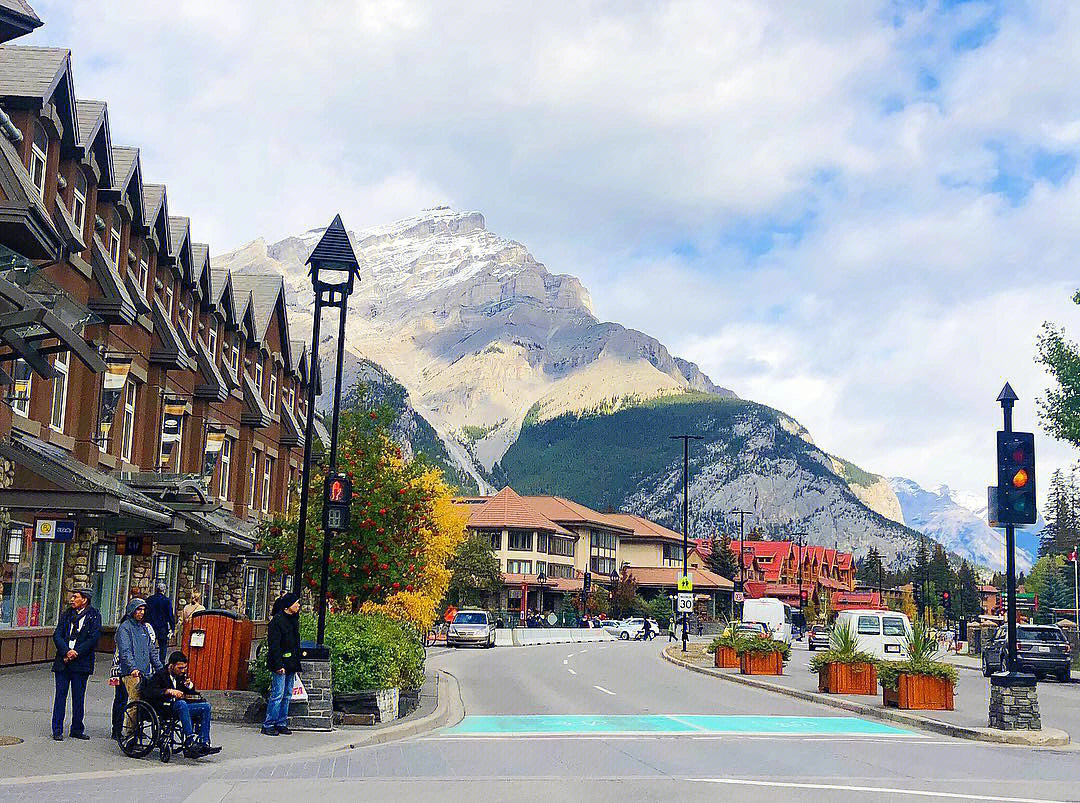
left=735, top=622, right=769, bottom=639
left=808, top=624, right=831, bottom=651
left=832, top=609, right=912, bottom=660
left=982, top=624, right=1072, bottom=681
left=607, top=617, right=658, bottom=640
left=446, top=609, right=496, bottom=648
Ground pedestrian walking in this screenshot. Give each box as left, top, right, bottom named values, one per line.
left=50, top=588, right=101, bottom=741
left=667, top=616, right=675, bottom=642
left=116, top=598, right=162, bottom=736
left=177, top=590, right=205, bottom=636
left=642, top=618, right=651, bottom=641
left=262, top=592, right=301, bottom=736
left=109, top=620, right=158, bottom=740
left=145, top=583, right=174, bottom=665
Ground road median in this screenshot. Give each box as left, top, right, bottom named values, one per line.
left=661, top=645, right=1069, bottom=748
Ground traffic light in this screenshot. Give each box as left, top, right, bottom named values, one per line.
left=912, top=584, right=922, bottom=609
left=941, top=591, right=951, bottom=614
left=322, top=472, right=352, bottom=532
left=583, top=571, right=592, bottom=593
left=799, top=588, right=809, bottom=605
left=996, top=431, right=1036, bottom=525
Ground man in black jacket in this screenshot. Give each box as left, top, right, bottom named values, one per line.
left=262, top=592, right=301, bottom=736
left=50, top=588, right=102, bottom=741
left=142, top=651, right=222, bottom=758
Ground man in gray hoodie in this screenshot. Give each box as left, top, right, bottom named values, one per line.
left=115, top=598, right=162, bottom=736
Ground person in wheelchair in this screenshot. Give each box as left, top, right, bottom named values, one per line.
left=141, top=651, right=222, bottom=758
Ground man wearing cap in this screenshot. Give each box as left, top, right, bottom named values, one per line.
left=116, top=597, right=163, bottom=736
left=262, top=592, right=301, bottom=736
left=145, top=582, right=175, bottom=665
left=50, top=588, right=102, bottom=741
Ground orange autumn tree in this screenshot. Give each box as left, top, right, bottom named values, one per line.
left=259, top=388, right=467, bottom=631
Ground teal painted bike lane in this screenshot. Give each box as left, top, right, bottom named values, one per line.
left=442, top=714, right=917, bottom=737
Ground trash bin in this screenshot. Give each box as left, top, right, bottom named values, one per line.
left=182, top=609, right=253, bottom=691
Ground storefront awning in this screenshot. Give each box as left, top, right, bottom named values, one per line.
left=0, top=431, right=175, bottom=530
left=165, top=507, right=258, bottom=553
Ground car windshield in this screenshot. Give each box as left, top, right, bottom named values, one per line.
left=1018, top=627, right=1065, bottom=643
left=454, top=612, right=487, bottom=625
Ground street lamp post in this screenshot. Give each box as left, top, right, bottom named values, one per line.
left=608, top=569, right=619, bottom=617
left=793, top=529, right=805, bottom=617
left=670, top=434, right=703, bottom=653
left=292, top=214, right=360, bottom=647
left=536, top=569, right=548, bottom=621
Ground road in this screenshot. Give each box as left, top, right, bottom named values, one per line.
left=3, top=640, right=1080, bottom=802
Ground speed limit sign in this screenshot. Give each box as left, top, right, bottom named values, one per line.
left=677, top=592, right=694, bottom=612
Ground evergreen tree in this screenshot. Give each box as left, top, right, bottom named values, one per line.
left=1040, top=469, right=1067, bottom=557
left=957, top=560, right=980, bottom=619
left=706, top=533, right=738, bottom=580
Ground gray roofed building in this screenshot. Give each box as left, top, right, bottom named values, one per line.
left=168, top=215, right=189, bottom=259
left=0, top=0, right=42, bottom=44
left=228, top=272, right=285, bottom=342
left=74, top=99, right=104, bottom=147
left=191, top=241, right=209, bottom=286
left=142, top=183, right=165, bottom=222
left=110, top=145, right=138, bottom=191
left=0, top=45, right=69, bottom=100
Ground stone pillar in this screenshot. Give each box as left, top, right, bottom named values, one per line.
left=288, top=658, right=333, bottom=731
left=988, top=674, right=1041, bottom=730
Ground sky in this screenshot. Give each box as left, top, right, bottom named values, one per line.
left=24, top=0, right=1080, bottom=503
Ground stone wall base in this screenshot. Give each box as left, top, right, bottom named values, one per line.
left=289, top=658, right=333, bottom=731
left=988, top=674, right=1041, bottom=731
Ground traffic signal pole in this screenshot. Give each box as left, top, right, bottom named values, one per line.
left=670, top=434, right=702, bottom=653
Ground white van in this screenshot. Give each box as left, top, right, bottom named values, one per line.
left=741, top=598, right=792, bottom=644
left=833, top=609, right=912, bottom=660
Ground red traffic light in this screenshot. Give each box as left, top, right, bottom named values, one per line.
left=1012, top=447, right=1026, bottom=463
left=330, top=479, right=345, bottom=501
left=942, top=592, right=949, bottom=601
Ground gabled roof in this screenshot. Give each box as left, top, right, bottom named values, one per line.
left=73, top=99, right=112, bottom=187
left=625, top=565, right=733, bottom=591
left=0, top=1, right=43, bottom=45
left=167, top=215, right=190, bottom=277
left=467, top=487, right=573, bottom=536
left=0, top=46, right=78, bottom=150
left=228, top=272, right=289, bottom=349
left=142, top=183, right=164, bottom=225
left=141, top=183, right=170, bottom=256
left=191, top=242, right=210, bottom=290
left=527, top=495, right=634, bottom=534
left=605, top=513, right=682, bottom=543
left=111, top=145, right=138, bottom=192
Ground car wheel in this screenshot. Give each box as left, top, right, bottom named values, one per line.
left=619, top=631, right=629, bottom=640
left=1059, top=666, right=1071, bottom=683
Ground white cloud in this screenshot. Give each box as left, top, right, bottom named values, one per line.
left=22, top=0, right=1080, bottom=501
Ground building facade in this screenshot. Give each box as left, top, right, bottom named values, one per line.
left=0, top=9, right=315, bottom=666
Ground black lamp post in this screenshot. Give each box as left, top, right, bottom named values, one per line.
left=608, top=569, right=619, bottom=616
left=536, top=569, right=548, bottom=619
left=670, top=434, right=703, bottom=653
left=292, top=215, right=360, bottom=646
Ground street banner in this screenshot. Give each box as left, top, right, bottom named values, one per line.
left=97, top=358, right=131, bottom=444
left=158, top=397, right=186, bottom=468
left=201, top=426, right=226, bottom=478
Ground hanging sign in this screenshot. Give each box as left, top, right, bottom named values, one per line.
left=34, top=519, right=56, bottom=540
left=158, top=398, right=186, bottom=467
left=201, top=426, right=226, bottom=478
left=97, top=358, right=132, bottom=444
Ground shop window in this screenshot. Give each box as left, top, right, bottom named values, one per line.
left=90, top=545, right=131, bottom=627
left=49, top=351, right=69, bottom=432
left=29, top=122, right=47, bottom=201
left=244, top=566, right=268, bottom=621
left=152, top=552, right=179, bottom=601
left=0, top=537, right=65, bottom=629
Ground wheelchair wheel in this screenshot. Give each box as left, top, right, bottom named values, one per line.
left=119, top=700, right=158, bottom=759
left=165, top=716, right=186, bottom=753
left=159, top=742, right=171, bottom=763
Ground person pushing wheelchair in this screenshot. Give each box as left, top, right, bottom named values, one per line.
left=141, top=651, right=222, bottom=758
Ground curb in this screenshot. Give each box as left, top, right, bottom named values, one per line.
left=661, top=647, right=1070, bottom=748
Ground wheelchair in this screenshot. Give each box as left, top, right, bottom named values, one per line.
left=118, top=699, right=187, bottom=762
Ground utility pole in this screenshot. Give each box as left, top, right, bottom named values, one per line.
left=670, top=435, right=702, bottom=653
left=731, top=509, right=753, bottom=618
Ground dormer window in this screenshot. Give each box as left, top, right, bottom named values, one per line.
left=207, top=324, right=217, bottom=360
left=162, top=278, right=174, bottom=318
left=285, top=386, right=295, bottom=411
left=29, top=123, right=47, bottom=201
left=137, top=243, right=149, bottom=299
left=253, top=360, right=263, bottom=395
left=268, top=373, right=277, bottom=414
left=230, top=341, right=239, bottom=378
left=182, top=301, right=193, bottom=336
left=109, top=209, right=122, bottom=266
left=72, top=171, right=87, bottom=234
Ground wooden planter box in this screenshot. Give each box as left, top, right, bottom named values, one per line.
left=818, top=662, right=877, bottom=695
left=740, top=650, right=784, bottom=675
left=714, top=645, right=738, bottom=668
left=882, top=674, right=954, bottom=710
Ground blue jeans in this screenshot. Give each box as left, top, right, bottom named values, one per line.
left=52, top=667, right=88, bottom=737
left=171, top=699, right=212, bottom=744
left=263, top=671, right=294, bottom=728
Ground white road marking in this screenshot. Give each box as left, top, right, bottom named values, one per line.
left=568, top=668, right=577, bottom=675
left=593, top=684, right=616, bottom=695
left=698, top=777, right=1069, bottom=803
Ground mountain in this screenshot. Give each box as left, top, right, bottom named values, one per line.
left=889, top=478, right=1035, bottom=572
left=214, top=207, right=927, bottom=566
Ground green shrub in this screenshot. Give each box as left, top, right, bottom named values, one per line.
left=708, top=619, right=745, bottom=652
left=808, top=621, right=875, bottom=674
left=736, top=637, right=791, bottom=661
left=248, top=641, right=272, bottom=694
left=876, top=621, right=958, bottom=690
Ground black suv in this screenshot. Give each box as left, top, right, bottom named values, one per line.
left=982, top=624, right=1072, bottom=681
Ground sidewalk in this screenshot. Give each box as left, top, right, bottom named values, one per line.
left=662, top=643, right=1071, bottom=747
left=0, top=664, right=451, bottom=780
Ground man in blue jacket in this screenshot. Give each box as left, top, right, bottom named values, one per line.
left=116, top=597, right=162, bottom=736
left=50, top=588, right=101, bottom=741
left=145, top=583, right=174, bottom=665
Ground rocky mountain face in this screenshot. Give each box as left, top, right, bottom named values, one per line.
left=890, top=478, right=1038, bottom=572
left=214, top=207, right=937, bottom=567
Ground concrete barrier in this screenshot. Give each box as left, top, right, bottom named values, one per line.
left=502, top=628, right=616, bottom=647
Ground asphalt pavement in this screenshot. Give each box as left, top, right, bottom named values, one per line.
left=2, top=639, right=1079, bottom=802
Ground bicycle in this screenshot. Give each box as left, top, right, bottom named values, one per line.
left=425, top=621, right=448, bottom=648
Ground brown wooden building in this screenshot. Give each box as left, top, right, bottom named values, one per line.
left=0, top=8, right=316, bottom=666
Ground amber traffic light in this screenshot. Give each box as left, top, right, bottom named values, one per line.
left=996, top=431, right=1036, bottom=525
